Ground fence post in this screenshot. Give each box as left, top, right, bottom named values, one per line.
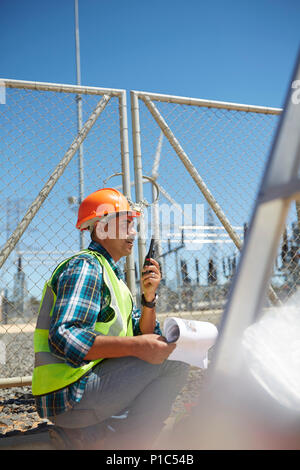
left=119, top=91, right=137, bottom=302
left=131, top=91, right=147, bottom=274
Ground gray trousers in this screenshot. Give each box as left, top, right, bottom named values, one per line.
left=53, top=357, right=189, bottom=449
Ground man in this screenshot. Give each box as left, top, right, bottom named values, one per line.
left=32, top=188, right=189, bottom=450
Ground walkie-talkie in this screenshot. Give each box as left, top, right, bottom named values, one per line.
left=143, top=237, right=155, bottom=274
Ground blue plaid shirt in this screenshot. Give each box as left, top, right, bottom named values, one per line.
left=35, top=240, right=161, bottom=419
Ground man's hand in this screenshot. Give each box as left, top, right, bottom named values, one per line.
left=84, top=333, right=175, bottom=363
left=133, top=334, right=176, bottom=364
left=141, top=258, right=161, bottom=302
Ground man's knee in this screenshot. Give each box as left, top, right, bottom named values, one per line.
left=161, top=359, right=190, bottom=382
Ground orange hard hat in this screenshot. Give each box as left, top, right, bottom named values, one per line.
left=76, top=188, right=141, bottom=231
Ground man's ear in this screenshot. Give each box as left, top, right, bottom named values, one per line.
left=95, top=220, right=108, bottom=240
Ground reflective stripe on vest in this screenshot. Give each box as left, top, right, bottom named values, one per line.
left=32, top=250, right=133, bottom=396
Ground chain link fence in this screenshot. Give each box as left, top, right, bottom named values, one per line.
left=0, top=80, right=135, bottom=380
left=131, top=91, right=300, bottom=316
left=0, top=81, right=299, bottom=383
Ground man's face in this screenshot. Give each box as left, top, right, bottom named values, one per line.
left=97, top=213, right=137, bottom=261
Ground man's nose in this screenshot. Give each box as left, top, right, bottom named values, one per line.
left=129, top=225, right=137, bottom=237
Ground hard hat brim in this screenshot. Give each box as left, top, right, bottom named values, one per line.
left=77, top=209, right=141, bottom=231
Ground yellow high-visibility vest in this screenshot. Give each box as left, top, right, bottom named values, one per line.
left=32, top=250, right=133, bottom=396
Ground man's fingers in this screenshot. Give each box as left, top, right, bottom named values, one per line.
left=142, top=261, right=161, bottom=277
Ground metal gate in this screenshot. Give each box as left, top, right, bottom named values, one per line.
left=130, top=90, right=299, bottom=315
left=0, top=79, right=135, bottom=382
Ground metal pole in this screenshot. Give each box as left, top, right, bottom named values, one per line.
left=131, top=92, right=147, bottom=273
left=2, top=78, right=124, bottom=96
left=152, top=133, right=163, bottom=260
left=175, top=250, right=180, bottom=290
left=131, top=90, right=282, bottom=115
left=74, top=0, right=85, bottom=250
left=119, top=91, right=136, bottom=302
left=0, top=376, right=32, bottom=389
left=0, top=95, right=111, bottom=270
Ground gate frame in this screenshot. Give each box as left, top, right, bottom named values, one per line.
left=130, top=89, right=282, bottom=304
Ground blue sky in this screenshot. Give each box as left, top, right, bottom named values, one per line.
left=1, top=0, right=299, bottom=108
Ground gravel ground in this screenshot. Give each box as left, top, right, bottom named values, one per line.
left=0, top=387, right=49, bottom=437
left=0, top=367, right=207, bottom=443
